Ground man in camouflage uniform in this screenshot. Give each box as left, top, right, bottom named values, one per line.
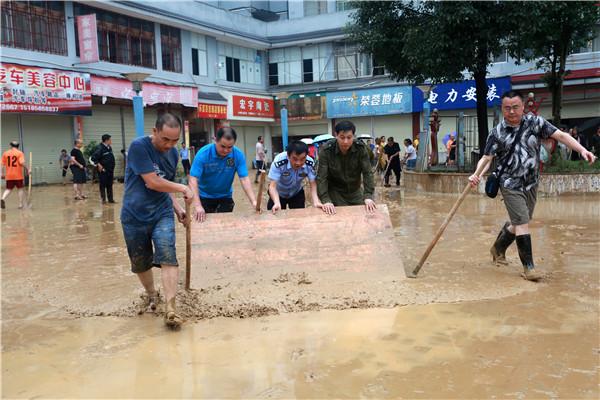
left=317, top=120, right=376, bottom=214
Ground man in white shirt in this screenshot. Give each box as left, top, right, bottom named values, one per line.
left=255, top=136, right=266, bottom=183
left=403, top=138, right=417, bottom=169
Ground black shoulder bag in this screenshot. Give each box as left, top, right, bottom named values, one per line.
left=485, top=122, right=524, bottom=198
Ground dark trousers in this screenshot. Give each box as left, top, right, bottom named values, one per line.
left=255, top=160, right=265, bottom=182
left=267, top=188, right=305, bottom=210
left=200, top=197, right=235, bottom=213
left=385, top=162, right=401, bottom=185
left=182, top=159, right=191, bottom=175
left=99, top=169, right=114, bottom=202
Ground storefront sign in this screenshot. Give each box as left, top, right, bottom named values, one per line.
left=232, top=95, right=274, bottom=118
left=326, top=86, right=414, bottom=118
left=91, top=76, right=198, bottom=107
left=275, top=93, right=325, bottom=121
left=77, top=14, right=99, bottom=64
left=198, top=102, right=227, bottom=119
left=421, top=77, right=511, bottom=110
left=0, top=63, right=92, bottom=115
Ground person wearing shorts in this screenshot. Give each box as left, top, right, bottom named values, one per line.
left=59, top=149, right=70, bottom=185
left=121, top=113, right=194, bottom=329
left=1, top=141, right=30, bottom=210
left=469, top=90, right=596, bottom=281
left=70, top=140, right=87, bottom=200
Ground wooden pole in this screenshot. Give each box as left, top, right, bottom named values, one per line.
left=185, top=201, right=191, bottom=290
left=408, top=158, right=490, bottom=278
left=27, top=152, right=32, bottom=207
left=255, top=170, right=266, bottom=212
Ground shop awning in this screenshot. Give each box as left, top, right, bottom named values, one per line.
left=198, top=91, right=227, bottom=104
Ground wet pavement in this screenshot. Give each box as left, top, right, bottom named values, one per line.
left=2, top=182, right=599, bottom=398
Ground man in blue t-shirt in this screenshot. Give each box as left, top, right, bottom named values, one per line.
left=267, top=140, right=323, bottom=214
left=121, top=113, right=194, bottom=330
left=189, top=127, right=257, bottom=222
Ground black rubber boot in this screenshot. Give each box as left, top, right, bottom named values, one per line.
left=516, top=234, right=542, bottom=281
left=490, top=222, right=516, bottom=265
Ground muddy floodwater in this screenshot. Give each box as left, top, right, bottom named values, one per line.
left=2, top=182, right=599, bottom=398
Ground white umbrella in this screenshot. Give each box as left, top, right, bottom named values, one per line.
left=313, top=134, right=334, bottom=143
left=300, top=138, right=314, bottom=145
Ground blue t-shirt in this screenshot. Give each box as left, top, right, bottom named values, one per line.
left=268, top=152, right=316, bottom=198
left=121, top=136, right=178, bottom=225
left=190, top=143, right=248, bottom=199
left=180, top=147, right=189, bottom=160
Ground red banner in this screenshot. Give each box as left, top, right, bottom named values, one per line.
left=91, top=76, right=198, bottom=107
left=232, top=95, right=274, bottom=118
left=0, top=63, right=92, bottom=115
left=198, top=102, right=227, bottom=119
left=77, top=14, right=99, bottom=64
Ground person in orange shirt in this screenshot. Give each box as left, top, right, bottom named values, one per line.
left=1, top=141, right=31, bottom=209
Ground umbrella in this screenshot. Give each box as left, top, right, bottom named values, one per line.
left=300, top=138, right=314, bottom=145
left=357, top=134, right=372, bottom=140
left=313, top=134, right=334, bottom=143
left=442, top=132, right=456, bottom=146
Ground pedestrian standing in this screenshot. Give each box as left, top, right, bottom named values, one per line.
left=91, top=134, right=116, bottom=203
left=59, top=149, right=71, bottom=185
left=317, top=120, right=376, bottom=215
left=180, top=142, right=191, bottom=175
left=469, top=91, right=596, bottom=281
left=591, top=127, right=600, bottom=158
left=255, top=135, right=266, bottom=183
left=121, top=113, right=193, bottom=329
left=70, top=139, right=87, bottom=200
left=383, top=137, right=401, bottom=187
left=402, top=139, right=417, bottom=170
left=1, top=141, right=31, bottom=209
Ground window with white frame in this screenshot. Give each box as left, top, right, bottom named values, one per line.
left=304, top=0, right=327, bottom=17
left=334, top=42, right=371, bottom=80
left=190, top=33, right=208, bottom=76
left=575, top=26, right=600, bottom=54
left=217, top=42, right=262, bottom=84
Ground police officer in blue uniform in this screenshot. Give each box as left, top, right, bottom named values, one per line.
left=267, top=140, right=324, bottom=214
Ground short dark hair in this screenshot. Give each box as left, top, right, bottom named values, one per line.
left=387, top=137, right=394, bottom=142
left=257, top=136, right=262, bottom=141
left=216, top=127, right=237, bottom=142
left=61, top=149, right=67, bottom=153
left=334, top=120, right=356, bottom=135
left=501, top=90, right=524, bottom=101
left=101, top=134, right=111, bottom=142
left=155, top=112, right=182, bottom=132
left=404, top=138, right=412, bottom=145
left=10, top=141, right=19, bottom=148
left=286, top=140, right=308, bottom=156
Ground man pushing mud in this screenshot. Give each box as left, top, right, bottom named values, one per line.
left=469, top=91, right=596, bottom=281
left=121, top=113, right=194, bottom=329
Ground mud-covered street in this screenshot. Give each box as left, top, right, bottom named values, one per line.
left=2, top=183, right=599, bottom=398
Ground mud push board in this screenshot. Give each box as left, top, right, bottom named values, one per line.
left=188, top=205, right=406, bottom=288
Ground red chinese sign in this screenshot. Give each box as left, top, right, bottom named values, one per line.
left=91, top=76, right=198, bottom=107
left=232, top=95, right=274, bottom=118
left=0, top=63, right=92, bottom=115
left=198, top=102, right=227, bottom=119
left=77, top=14, right=99, bottom=64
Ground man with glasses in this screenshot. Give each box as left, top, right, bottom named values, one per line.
left=189, top=127, right=258, bottom=222
left=469, top=91, right=596, bottom=281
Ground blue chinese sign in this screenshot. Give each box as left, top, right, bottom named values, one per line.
left=326, top=86, right=415, bottom=118
left=415, top=77, right=511, bottom=111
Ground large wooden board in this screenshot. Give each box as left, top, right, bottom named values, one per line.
left=188, top=205, right=405, bottom=288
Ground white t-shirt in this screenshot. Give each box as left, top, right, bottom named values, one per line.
left=406, top=145, right=417, bottom=160
left=255, top=142, right=265, bottom=161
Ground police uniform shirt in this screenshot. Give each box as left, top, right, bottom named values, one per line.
left=268, top=152, right=316, bottom=199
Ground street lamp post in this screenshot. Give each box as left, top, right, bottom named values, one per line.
left=277, top=92, right=290, bottom=150
left=122, top=72, right=150, bottom=138
left=416, top=85, right=433, bottom=172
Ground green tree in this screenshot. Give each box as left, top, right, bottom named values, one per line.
left=507, top=2, right=599, bottom=125
left=347, top=1, right=514, bottom=151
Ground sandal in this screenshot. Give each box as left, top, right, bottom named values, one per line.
left=164, top=298, right=184, bottom=329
